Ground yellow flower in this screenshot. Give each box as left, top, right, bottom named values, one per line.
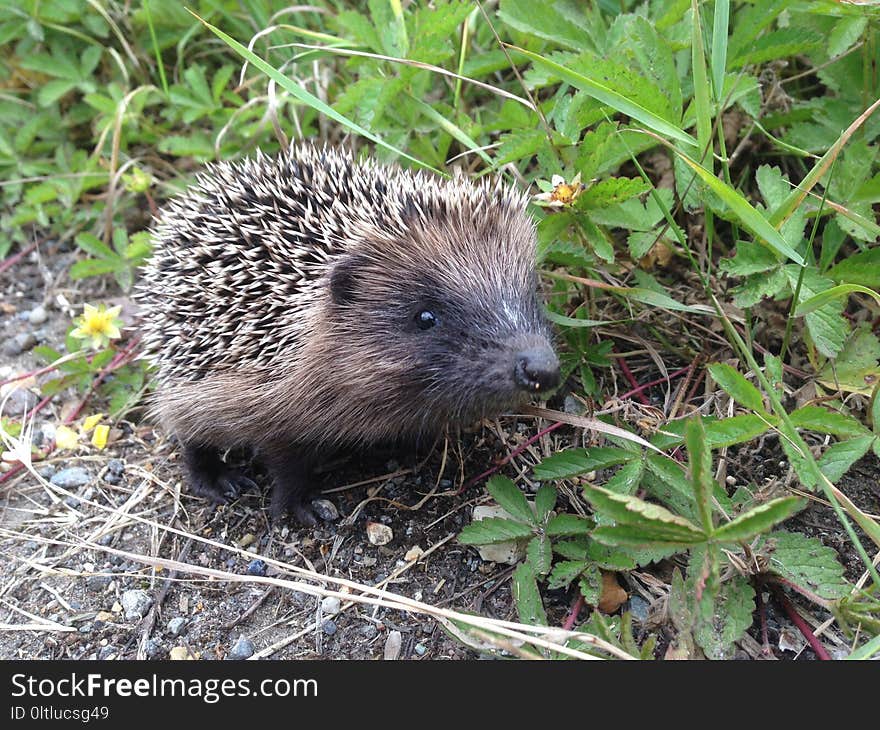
left=91, top=424, right=109, bottom=450
left=533, top=173, right=585, bottom=208
left=82, top=413, right=104, bottom=432
left=70, top=303, right=123, bottom=350
left=55, top=425, right=79, bottom=451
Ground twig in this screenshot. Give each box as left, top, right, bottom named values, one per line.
left=562, top=595, right=585, bottom=632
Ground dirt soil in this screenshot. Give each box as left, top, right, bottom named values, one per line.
left=1, top=249, right=877, bottom=660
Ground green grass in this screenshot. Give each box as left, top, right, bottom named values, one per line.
left=1, top=0, right=879, bottom=659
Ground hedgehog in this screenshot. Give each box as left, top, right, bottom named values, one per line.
left=137, top=144, right=560, bottom=524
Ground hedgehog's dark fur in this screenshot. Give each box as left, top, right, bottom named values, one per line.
left=138, top=145, right=559, bottom=524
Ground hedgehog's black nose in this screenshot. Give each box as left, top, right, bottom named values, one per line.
left=514, top=347, right=560, bottom=393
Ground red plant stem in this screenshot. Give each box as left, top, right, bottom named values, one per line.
left=0, top=463, right=25, bottom=484
left=0, top=360, right=67, bottom=389
left=771, top=586, right=831, bottom=661
left=613, top=349, right=650, bottom=405
left=562, top=594, right=585, bottom=631
left=618, top=365, right=691, bottom=401
left=0, top=241, right=39, bottom=276
left=460, top=420, right=566, bottom=494
left=757, top=586, right=774, bottom=658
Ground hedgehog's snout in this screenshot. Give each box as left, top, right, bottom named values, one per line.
left=513, top=345, right=560, bottom=393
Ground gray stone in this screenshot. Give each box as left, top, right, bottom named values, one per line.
left=50, top=467, right=92, bottom=489
left=360, top=624, right=378, bottom=640
left=4, top=332, right=37, bottom=356
left=311, top=499, right=339, bottom=522
left=629, top=595, right=650, bottom=623
left=120, top=589, right=152, bottom=621
left=97, top=646, right=116, bottom=660
left=86, top=575, right=111, bottom=592
left=227, top=636, right=255, bottom=660
left=144, top=639, right=162, bottom=658
left=322, top=619, right=337, bottom=636
left=166, top=617, right=187, bottom=637
left=107, top=459, right=124, bottom=475
left=321, top=596, right=341, bottom=615
left=414, top=643, right=427, bottom=656
left=28, top=305, right=48, bottom=325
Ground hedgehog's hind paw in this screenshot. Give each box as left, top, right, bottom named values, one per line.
left=183, top=443, right=257, bottom=504
left=263, top=449, right=317, bottom=526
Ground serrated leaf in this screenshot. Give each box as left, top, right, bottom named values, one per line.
left=827, top=248, right=880, bottom=290
left=759, top=531, right=850, bottom=600
left=790, top=406, right=871, bottom=439
left=712, top=497, right=802, bottom=542
left=719, top=240, right=782, bottom=276
left=578, top=177, right=650, bottom=209
left=527, top=535, right=552, bottom=577
left=583, top=485, right=704, bottom=539
left=578, top=564, right=603, bottom=605
left=707, top=363, right=765, bottom=412
left=546, top=514, right=593, bottom=536
left=535, top=485, right=556, bottom=522
left=591, top=524, right=700, bottom=551
left=817, top=435, right=876, bottom=483
left=533, top=447, right=634, bottom=480
left=795, top=284, right=880, bottom=317
left=486, top=476, right=536, bottom=526
left=694, top=574, right=755, bottom=660
left=603, top=458, right=645, bottom=496
left=547, top=560, right=588, bottom=590
left=508, top=46, right=697, bottom=147
left=703, top=414, right=776, bottom=449
left=512, top=562, right=547, bottom=627
left=818, top=324, right=880, bottom=396
left=458, top=517, right=534, bottom=545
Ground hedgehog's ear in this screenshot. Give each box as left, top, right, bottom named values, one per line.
left=330, top=255, right=359, bottom=306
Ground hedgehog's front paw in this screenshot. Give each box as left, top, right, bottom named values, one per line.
left=183, top=444, right=257, bottom=505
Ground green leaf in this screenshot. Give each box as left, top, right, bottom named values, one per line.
left=577, top=177, right=650, bottom=209
left=75, top=232, right=117, bottom=261
left=547, top=560, right=588, bottom=591
left=533, top=447, right=634, bottom=480
left=817, top=435, right=876, bottom=483
left=69, top=259, right=122, bottom=279
left=458, top=517, right=534, bottom=545
left=534, top=484, right=556, bottom=523
left=192, top=12, right=439, bottom=174
left=685, top=415, right=715, bottom=534
left=790, top=406, right=871, bottom=439
left=673, top=150, right=804, bottom=265
left=795, top=284, right=880, bottom=318
left=486, top=475, right=536, bottom=526
left=758, top=531, right=850, bottom=600
left=694, top=574, right=755, bottom=660
left=583, top=485, right=705, bottom=541
left=508, top=46, right=697, bottom=147
left=703, top=414, right=775, bottom=449
left=590, top=525, right=700, bottom=551
left=818, top=324, right=880, bottom=396
left=546, top=514, right=593, bottom=536
left=827, top=247, right=880, bottom=290
left=712, top=497, right=802, bottom=542
left=707, top=363, right=765, bottom=413
left=512, top=562, right=547, bottom=626
left=719, top=240, right=782, bottom=276
left=578, top=564, right=603, bottom=606
left=527, top=535, right=552, bottom=577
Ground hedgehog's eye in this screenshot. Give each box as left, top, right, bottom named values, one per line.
left=416, top=310, right=437, bottom=330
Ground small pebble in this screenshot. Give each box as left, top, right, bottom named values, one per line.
left=166, top=617, right=187, bottom=637
left=144, top=639, right=162, bottom=658
left=414, top=643, right=427, bottom=656
left=28, top=305, right=48, bottom=325
left=3, top=332, right=37, bottom=356
left=169, top=646, right=197, bottom=660
left=628, top=595, right=650, bottom=623
left=311, top=499, right=339, bottom=522
left=321, top=596, right=341, bottom=615
left=227, top=636, right=255, bottom=660
left=107, top=459, right=125, bottom=475
left=86, top=575, right=111, bottom=592
left=103, top=472, right=121, bottom=485
left=50, top=467, right=92, bottom=490
left=322, top=620, right=337, bottom=636
left=366, top=521, right=393, bottom=546
left=383, top=630, right=402, bottom=660
left=97, top=646, right=116, bottom=661
left=39, top=465, right=57, bottom=479
left=246, top=559, right=267, bottom=577
left=360, top=624, right=378, bottom=640
left=120, top=589, right=152, bottom=621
